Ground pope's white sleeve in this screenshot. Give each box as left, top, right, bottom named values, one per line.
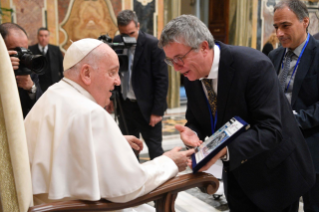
left=106, top=155, right=178, bottom=203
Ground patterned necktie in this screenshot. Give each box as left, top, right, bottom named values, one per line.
left=279, top=50, right=294, bottom=92
left=203, top=78, right=217, bottom=116
left=41, top=47, right=45, bottom=55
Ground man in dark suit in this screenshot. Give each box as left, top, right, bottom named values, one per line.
left=111, top=10, right=168, bottom=159
left=29, top=27, right=63, bottom=92
left=269, top=1, right=319, bottom=211
left=159, top=14, right=315, bottom=211
left=0, top=23, right=42, bottom=118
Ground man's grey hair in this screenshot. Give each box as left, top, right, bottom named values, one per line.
left=158, top=15, right=214, bottom=49
left=274, top=0, right=309, bottom=32
left=117, top=10, right=139, bottom=27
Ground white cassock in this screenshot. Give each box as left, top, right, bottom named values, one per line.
left=24, top=78, right=178, bottom=212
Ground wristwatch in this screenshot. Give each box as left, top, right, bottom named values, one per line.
left=29, top=84, right=37, bottom=94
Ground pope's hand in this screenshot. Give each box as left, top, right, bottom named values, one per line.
left=164, top=147, right=195, bottom=172
left=124, top=135, right=143, bottom=154
left=175, top=124, right=202, bottom=148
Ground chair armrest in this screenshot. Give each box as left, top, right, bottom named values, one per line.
left=28, top=172, right=219, bottom=212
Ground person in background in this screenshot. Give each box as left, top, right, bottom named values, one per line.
left=269, top=0, right=319, bottom=211
left=262, top=33, right=279, bottom=55
left=0, top=23, right=42, bottom=117
left=313, top=32, right=319, bottom=40
left=29, top=27, right=63, bottom=92
left=111, top=10, right=168, bottom=160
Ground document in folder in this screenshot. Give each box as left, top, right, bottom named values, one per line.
left=192, top=116, right=250, bottom=173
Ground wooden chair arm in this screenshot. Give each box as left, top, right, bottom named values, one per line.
left=28, top=172, right=219, bottom=212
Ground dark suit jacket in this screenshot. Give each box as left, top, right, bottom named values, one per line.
left=29, top=44, right=63, bottom=92
left=19, top=73, right=42, bottom=118
left=185, top=41, right=315, bottom=211
left=113, top=31, right=168, bottom=123
left=269, top=35, right=319, bottom=173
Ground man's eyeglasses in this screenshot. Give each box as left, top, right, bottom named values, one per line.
left=164, top=48, right=195, bottom=67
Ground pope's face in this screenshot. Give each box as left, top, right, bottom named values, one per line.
left=273, top=6, right=309, bottom=50
left=163, top=42, right=208, bottom=81
left=91, top=46, right=121, bottom=108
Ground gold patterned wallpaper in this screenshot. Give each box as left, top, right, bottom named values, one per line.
left=0, top=0, right=164, bottom=53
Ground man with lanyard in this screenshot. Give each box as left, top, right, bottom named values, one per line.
left=159, top=14, right=315, bottom=211
left=269, top=0, right=319, bottom=211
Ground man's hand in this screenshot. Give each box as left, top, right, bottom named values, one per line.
left=175, top=124, right=202, bottom=148
left=8, top=50, right=20, bottom=70
left=164, top=147, right=195, bottom=172
left=149, top=114, right=162, bottom=127
left=105, top=100, right=114, bottom=113
left=124, top=135, right=143, bottom=154
left=16, top=75, right=34, bottom=91
left=9, top=50, right=34, bottom=91
left=199, top=147, right=227, bottom=172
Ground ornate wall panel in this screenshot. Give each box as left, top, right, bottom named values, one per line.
left=11, top=0, right=45, bottom=45
left=60, top=0, right=118, bottom=52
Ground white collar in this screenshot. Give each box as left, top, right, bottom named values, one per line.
left=200, top=44, right=220, bottom=80
left=62, top=78, right=97, bottom=103
left=38, top=44, right=48, bottom=53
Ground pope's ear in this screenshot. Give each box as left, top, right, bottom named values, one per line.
left=80, top=64, right=92, bottom=85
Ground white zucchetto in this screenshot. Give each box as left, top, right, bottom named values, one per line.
left=63, top=38, right=103, bottom=71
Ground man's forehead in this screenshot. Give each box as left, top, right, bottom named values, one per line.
left=164, top=42, right=189, bottom=54
left=5, top=31, right=28, bottom=49
left=273, top=21, right=292, bottom=26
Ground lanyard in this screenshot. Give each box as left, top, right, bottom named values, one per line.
left=203, top=43, right=219, bottom=134
left=281, top=33, right=310, bottom=92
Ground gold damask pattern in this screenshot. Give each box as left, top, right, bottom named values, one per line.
left=0, top=99, right=19, bottom=212
left=61, top=0, right=118, bottom=51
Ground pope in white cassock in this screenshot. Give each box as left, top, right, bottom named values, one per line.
left=24, top=38, right=194, bottom=212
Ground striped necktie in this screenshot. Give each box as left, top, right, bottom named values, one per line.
left=203, top=78, right=217, bottom=116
